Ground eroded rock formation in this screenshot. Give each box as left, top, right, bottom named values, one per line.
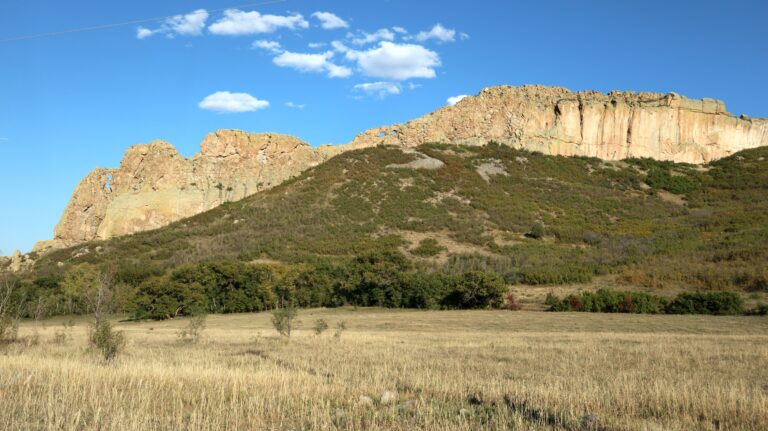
left=36, top=85, right=767, bottom=253
left=350, top=85, right=768, bottom=163
left=35, top=131, right=329, bottom=252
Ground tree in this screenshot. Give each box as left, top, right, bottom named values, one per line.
left=445, top=272, right=507, bottom=309
left=271, top=307, right=298, bottom=337
left=0, top=277, right=24, bottom=343
left=133, top=276, right=206, bottom=320
left=61, top=264, right=102, bottom=314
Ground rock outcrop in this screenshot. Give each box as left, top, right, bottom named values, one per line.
left=37, top=131, right=330, bottom=252
left=350, top=85, right=768, bottom=163
left=37, top=85, right=767, bottom=252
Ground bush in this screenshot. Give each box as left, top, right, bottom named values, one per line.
left=89, top=318, right=124, bottom=362
left=510, top=265, right=594, bottom=285
left=172, top=262, right=276, bottom=314
left=313, top=318, right=329, bottom=336
left=272, top=307, right=298, bottom=337
left=745, top=303, right=768, bottom=316
left=547, top=289, right=667, bottom=313
left=334, top=320, right=347, bottom=339
left=665, top=292, right=744, bottom=315
left=503, top=293, right=522, bottom=311
left=526, top=222, right=547, bottom=239
left=444, top=272, right=507, bottom=309
left=411, top=238, right=446, bottom=257
left=133, top=276, right=207, bottom=320
left=177, top=314, right=206, bottom=343
left=547, top=290, right=746, bottom=315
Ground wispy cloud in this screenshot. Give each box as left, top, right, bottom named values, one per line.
left=409, top=24, right=457, bottom=43
left=285, top=102, right=306, bottom=109
left=137, top=9, right=208, bottom=39
left=252, top=39, right=282, bottom=53
left=347, top=28, right=395, bottom=45
left=354, top=81, right=401, bottom=98
left=312, top=12, right=349, bottom=30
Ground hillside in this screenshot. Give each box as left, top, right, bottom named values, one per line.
left=36, top=85, right=768, bottom=252
left=17, top=142, right=768, bottom=301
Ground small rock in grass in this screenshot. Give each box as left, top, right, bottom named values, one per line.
left=397, top=400, right=417, bottom=412
left=358, top=395, right=374, bottom=407
left=580, top=414, right=600, bottom=430
left=380, top=390, right=398, bottom=405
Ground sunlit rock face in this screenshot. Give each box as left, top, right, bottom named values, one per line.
left=39, top=85, right=767, bottom=252
left=42, top=131, right=328, bottom=251
left=350, top=85, right=767, bottom=163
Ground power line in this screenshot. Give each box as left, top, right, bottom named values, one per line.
left=0, top=0, right=288, bottom=43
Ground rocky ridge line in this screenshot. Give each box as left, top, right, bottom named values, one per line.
left=17, top=85, right=768, bottom=259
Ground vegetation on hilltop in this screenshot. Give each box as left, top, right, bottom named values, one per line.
left=4, top=142, right=768, bottom=318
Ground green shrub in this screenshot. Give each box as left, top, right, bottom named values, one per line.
left=133, top=276, right=206, bottom=320
left=510, top=265, right=594, bottom=285
left=411, top=238, right=446, bottom=257
left=333, top=320, right=347, bottom=339
left=526, top=222, right=547, bottom=239
left=89, top=318, right=124, bottom=362
left=665, top=292, right=744, bottom=315
left=313, top=318, right=329, bottom=336
left=547, top=289, right=667, bottom=313
left=745, top=303, right=768, bottom=316
left=177, top=314, right=206, bottom=343
left=271, top=307, right=298, bottom=337
left=443, top=271, right=507, bottom=309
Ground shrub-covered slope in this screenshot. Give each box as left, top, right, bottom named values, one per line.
left=25, top=142, right=768, bottom=294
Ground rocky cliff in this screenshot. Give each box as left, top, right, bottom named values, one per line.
left=35, top=85, right=768, bottom=253
left=35, top=131, right=330, bottom=252
left=350, top=85, right=768, bottom=162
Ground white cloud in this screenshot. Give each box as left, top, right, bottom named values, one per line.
left=136, top=9, right=208, bottom=39
left=392, top=26, right=408, bottom=34
left=285, top=102, right=306, bottom=109
left=312, top=11, right=349, bottom=30
left=354, top=82, right=401, bottom=97
left=345, top=42, right=441, bottom=81
left=459, top=32, right=470, bottom=40
left=273, top=50, right=351, bottom=78
left=252, top=40, right=282, bottom=53
left=331, top=40, right=349, bottom=53
left=347, top=28, right=395, bottom=45
left=167, top=9, right=209, bottom=36
left=308, top=42, right=326, bottom=49
left=413, top=24, right=456, bottom=43
left=447, top=94, right=469, bottom=106
left=209, top=9, right=308, bottom=35
left=136, top=27, right=158, bottom=40
left=199, top=91, right=269, bottom=113
left=325, top=62, right=353, bottom=78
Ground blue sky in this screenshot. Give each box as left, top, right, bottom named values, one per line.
left=1, top=0, right=767, bottom=254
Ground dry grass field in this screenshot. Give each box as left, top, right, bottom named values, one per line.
left=1, top=309, right=767, bottom=430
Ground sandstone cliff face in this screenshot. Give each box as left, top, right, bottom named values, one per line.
left=350, top=85, right=768, bottom=163
left=39, top=131, right=329, bottom=252
left=38, top=85, right=767, bottom=253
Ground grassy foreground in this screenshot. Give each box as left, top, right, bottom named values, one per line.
left=1, top=309, right=767, bottom=430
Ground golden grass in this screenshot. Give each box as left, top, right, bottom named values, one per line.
left=1, top=309, right=767, bottom=430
